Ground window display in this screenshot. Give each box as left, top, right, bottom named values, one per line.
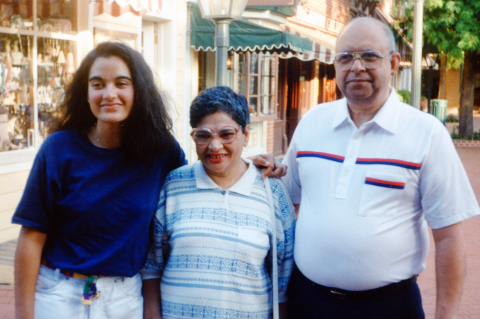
left=37, top=0, right=76, bottom=34
left=0, top=34, right=33, bottom=152
left=37, top=37, right=76, bottom=144
left=0, top=0, right=34, bottom=30
left=0, top=0, right=77, bottom=153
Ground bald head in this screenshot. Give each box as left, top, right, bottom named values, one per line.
left=336, top=17, right=396, bottom=53
left=333, top=16, right=401, bottom=118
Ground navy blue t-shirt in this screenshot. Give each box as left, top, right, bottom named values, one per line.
left=12, top=129, right=187, bottom=277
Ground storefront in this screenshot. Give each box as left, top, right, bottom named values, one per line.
left=0, top=0, right=185, bottom=243
left=189, top=1, right=342, bottom=157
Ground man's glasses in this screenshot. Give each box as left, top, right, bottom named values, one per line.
left=334, top=50, right=393, bottom=70
left=191, top=126, right=240, bottom=145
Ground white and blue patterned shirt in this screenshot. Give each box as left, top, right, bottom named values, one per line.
left=143, top=159, right=295, bottom=319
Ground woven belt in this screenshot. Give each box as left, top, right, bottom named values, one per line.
left=41, top=259, right=91, bottom=280
left=313, top=276, right=418, bottom=300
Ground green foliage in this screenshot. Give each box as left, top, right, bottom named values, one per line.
left=451, top=129, right=480, bottom=140
left=446, top=114, right=459, bottom=122
left=397, top=89, right=411, bottom=104
left=396, top=0, right=480, bottom=65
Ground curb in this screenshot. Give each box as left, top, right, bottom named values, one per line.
left=453, top=139, right=480, bottom=147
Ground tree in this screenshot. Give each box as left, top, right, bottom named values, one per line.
left=397, top=0, right=480, bottom=137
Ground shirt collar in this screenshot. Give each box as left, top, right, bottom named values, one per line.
left=369, top=88, right=401, bottom=134
left=194, top=158, right=258, bottom=196
left=332, top=88, right=401, bottom=134
left=332, top=98, right=350, bottom=129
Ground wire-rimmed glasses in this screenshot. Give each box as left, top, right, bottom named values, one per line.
left=191, top=126, right=240, bottom=145
left=334, top=50, right=393, bottom=70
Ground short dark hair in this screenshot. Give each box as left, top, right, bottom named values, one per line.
left=52, top=41, right=174, bottom=160
left=190, top=86, right=249, bottom=132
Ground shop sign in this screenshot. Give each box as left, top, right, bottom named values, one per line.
left=295, top=5, right=344, bottom=34
left=247, top=0, right=296, bottom=6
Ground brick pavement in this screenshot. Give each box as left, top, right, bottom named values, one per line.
left=418, top=147, right=480, bottom=319
left=0, top=285, right=14, bottom=319
left=0, top=147, right=479, bottom=319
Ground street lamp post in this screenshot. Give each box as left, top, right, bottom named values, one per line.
left=411, top=0, right=424, bottom=109
left=424, top=54, right=436, bottom=114
left=197, top=0, right=249, bottom=86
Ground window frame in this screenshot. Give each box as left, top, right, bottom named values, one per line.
left=236, top=51, right=278, bottom=122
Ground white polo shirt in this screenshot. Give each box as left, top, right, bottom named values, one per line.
left=282, top=89, right=480, bottom=291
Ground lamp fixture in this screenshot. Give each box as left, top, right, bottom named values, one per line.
left=197, top=0, right=249, bottom=86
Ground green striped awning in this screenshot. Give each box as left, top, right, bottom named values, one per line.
left=190, top=3, right=314, bottom=56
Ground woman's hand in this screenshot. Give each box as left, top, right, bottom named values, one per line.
left=249, top=154, right=287, bottom=179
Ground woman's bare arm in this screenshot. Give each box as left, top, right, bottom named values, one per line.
left=14, top=226, right=47, bottom=319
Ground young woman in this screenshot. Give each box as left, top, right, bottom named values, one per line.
left=142, top=86, right=296, bottom=319
left=13, top=42, right=187, bottom=319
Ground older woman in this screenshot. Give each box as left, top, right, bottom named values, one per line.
left=143, top=86, right=295, bottom=319
left=13, top=42, right=187, bottom=319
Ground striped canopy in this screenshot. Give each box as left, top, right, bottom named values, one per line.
left=191, top=3, right=335, bottom=64
left=92, top=0, right=162, bottom=17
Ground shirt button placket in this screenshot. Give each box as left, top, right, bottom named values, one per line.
left=335, top=131, right=362, bottom=199
left=224, top=190, right=230, bottom=212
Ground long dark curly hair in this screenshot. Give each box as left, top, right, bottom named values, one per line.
left=52, top=41, right=175, bottom=160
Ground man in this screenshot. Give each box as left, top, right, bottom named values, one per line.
left=282, top=17, right=480, bottom=319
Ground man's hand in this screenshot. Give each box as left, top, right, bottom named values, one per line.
left=432, top=222, right=466, bottom=319
left=249, top=154, right=287, bottom=179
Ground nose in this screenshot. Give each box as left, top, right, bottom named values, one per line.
left=350, top=58, right=366, bottom=73
left=103, top=84, right=117, bottom=99
left=208, top=136, right=223, bottom=151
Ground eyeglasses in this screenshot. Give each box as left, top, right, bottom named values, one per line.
left=191, top=126, right=240, bottom=145
left=334, top=50, right=393, bottom=70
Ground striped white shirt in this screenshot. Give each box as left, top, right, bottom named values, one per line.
left=144, top=159, right=296, bottom=319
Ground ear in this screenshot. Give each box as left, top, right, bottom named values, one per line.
left=390, top=52, right=401, bottom=76
left=243, top=125, right=250, bottom=147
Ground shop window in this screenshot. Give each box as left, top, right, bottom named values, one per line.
left=37, top=0, right=77, bottom=34
left=0, top=34, right=33, bottom=152
left=0, top=0, right=33, bottom=30
left=237, top=52, right=278, bottom=121
left=37, top=37, right=76, bottom=144
left=0, top=1, right=77, bottom=154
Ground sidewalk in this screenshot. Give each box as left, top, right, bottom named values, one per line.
left=1, top=147, right=479, bottom=319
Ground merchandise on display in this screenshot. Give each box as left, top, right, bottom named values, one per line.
left=0, top=0, right=77, bottom=153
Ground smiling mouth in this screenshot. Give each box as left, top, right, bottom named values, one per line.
left=209, top=154, right=227, bottom=159
left=347, top=79, right=370, bottom=83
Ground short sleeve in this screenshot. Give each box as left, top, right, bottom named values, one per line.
left=281, top=129, right=302, bottom=204
left=12, top=139, right=59, bottom=233
left=420, top=127, right=480, bottom=229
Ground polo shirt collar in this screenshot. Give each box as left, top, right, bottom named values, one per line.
left=194, top=158, right=257, bottom=196
left=332, top=88, right=401, bottom=134
left=370, top=89, right=401, bottom=134
left=332, top=98, right=350, bottom=129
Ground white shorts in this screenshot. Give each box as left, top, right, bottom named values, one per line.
left=34, top=265, right=143, bottom=319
